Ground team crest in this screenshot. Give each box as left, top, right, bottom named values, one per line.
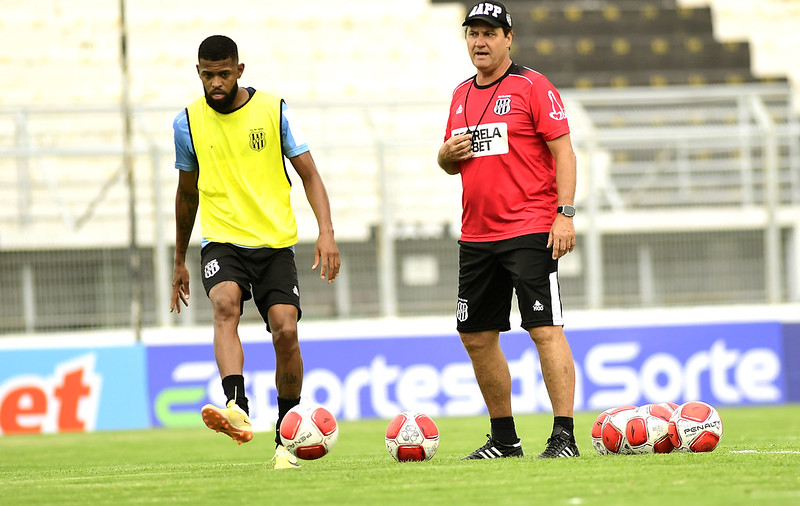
left=494, top=97, right=511, bottom=116
left=456, top=298, right=469, bottom=322
left=249, top=128, right=266, bottom=151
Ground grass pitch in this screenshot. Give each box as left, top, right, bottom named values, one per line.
left=1, top=404, right=799, bottom=505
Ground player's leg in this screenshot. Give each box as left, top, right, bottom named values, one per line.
left=210, top=280, right=245, bottom=379
left=199, top=244, right=253, bottom=444
left=252, top=247, right=303, bottom=468
left=267, top=303, right=303, bottom=434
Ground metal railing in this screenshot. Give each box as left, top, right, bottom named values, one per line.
left=1, top=84, right=798, bottom=334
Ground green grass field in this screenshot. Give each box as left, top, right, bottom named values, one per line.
left=2, top=404, right=799, bottom=505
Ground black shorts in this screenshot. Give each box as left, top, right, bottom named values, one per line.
left=200, top=242, right=302, bottom=328
left=456, top=233, right=563, bottom=333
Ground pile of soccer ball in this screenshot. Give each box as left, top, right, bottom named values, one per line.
left=591, top=400, right=723, bottom=455
left=279, top=404, right=440, bottom=463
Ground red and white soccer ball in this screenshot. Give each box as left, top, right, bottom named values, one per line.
left=592, top=405, right=636, bottom=455
left=622, top=403, right=677, bottom=454
left=600, top=405, right=639, bottom=454
left=668, top=401, right=723, bottom=453
left=279, top=403, right=339, bottom=460
left=385, top=411, right=439, bottom=462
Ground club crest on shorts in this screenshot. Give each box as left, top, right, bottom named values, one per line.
left=494, top=97, right=511, bottom=116
left=249, top=128, right=266, bottom=151
left=204, top=259, right=220, bottom=279
left=456, top=298, right=469, bottom=322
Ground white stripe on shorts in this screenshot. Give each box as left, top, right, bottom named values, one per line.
left=549, top=271, right=564, bottom=326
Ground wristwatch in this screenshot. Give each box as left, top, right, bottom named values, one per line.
left=557, top=205, right=576, bottom=217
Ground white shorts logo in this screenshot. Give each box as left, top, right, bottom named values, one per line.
left=204, top=259, right=220, bottom=279
left=456, top=298, right=469, bottom=322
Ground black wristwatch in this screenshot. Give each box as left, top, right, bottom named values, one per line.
left=557, top=205, right=576, bottom=217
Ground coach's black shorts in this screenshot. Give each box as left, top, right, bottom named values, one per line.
left=200, top=242, right=302, bottom=328
left=456, top=233, right=563, bottom=333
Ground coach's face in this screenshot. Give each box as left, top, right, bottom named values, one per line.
left=197, top=57, right=244, bottom=113
left=465, top=21, right=512, bottom=75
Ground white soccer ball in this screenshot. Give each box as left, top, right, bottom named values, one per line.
left=279, top=403, right=339, bottom=460
left=385, top=411, right=439, bottom=462
left=600, top=406, right=638, bottom=454
left=622, top=403, right=676, bottom=454
left=668, top=401, right=723, bottom=453
left=591, top=405, right=636, bottom=455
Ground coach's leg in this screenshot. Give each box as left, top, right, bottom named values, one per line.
left=528, top=325, right=575, bottom=417
left=460, top=330, right=512, bottom=418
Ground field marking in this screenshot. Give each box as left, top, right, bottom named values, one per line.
left=1, top=462, right=258, bottom=486
left=729, top=450, right=800, bottom=454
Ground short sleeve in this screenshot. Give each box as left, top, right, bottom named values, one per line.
left=280, top=101, right=310, bottom=158
left=173, top=109, right=198, bottom=171
left=530, top=76, right=571, bottom=141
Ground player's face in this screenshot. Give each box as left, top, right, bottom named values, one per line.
left=465, top=22, right=512, bottom=76
left=197, top=57, right=244, bottom=113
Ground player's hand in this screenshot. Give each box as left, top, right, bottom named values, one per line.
left=547, top=214, right=576, bottom=260
left=170, top=263, right=191, bottom=313
left=313, top=232, right=341, bottom=283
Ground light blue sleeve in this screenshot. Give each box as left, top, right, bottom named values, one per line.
left=281, top=101, right=310, bottom=159
left=173, top=109, right=198, bottom=172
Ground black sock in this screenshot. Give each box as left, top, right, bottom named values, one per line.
left=554, top=416, right=574, bottom=439
left=221, top=375, right=248, bottom=415
left=275, top=396, right=301, bottom=447
left=490, top=416, right=519, bottom=445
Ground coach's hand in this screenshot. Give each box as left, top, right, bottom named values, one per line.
left=548, top=214, right=576, bottom=260
left=437, top=132, right=474, bottom=174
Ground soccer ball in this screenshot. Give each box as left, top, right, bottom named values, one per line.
left=385, top=411, right=439, bottom=462
left=668, top=401, right=723, bottom=453
left=279, top=403, right=339, bottom=460
left=622, top=404, right=675, bottom=454
left=591, top=405, right=636, bottom=455
left=600, top=406, right=638, bottom=454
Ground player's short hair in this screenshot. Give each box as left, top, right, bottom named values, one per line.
left=198, top=35, right=238, bottom=62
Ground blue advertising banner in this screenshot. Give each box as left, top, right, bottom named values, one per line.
left=783, top=323, right=800, bottom=402
left=0, top=345, right=149, bottom=434
left=146, top=321, right=786, bottom=428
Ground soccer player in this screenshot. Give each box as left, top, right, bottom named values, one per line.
left=437, top=1, right=580, bottom=459
left=169, top=35, right=340, bottom=469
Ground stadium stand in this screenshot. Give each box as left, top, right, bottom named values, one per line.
left=0, top=0, right=799, bottom=331
left=436, top=0, right=782, bottom=89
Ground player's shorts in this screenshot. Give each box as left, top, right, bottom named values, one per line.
left=200, top=242, right=302, bottom=328
left=455, top=233, right=563, bottom=333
